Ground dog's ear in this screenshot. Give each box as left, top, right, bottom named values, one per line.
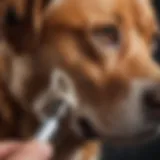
left=2, top=0, right=51, bottom=53
left=131, top=0, right=158, bottom=37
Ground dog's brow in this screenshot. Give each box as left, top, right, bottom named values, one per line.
left=45, top=0, right=118, bottom=28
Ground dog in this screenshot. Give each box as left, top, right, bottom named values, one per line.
left=1, top=0, right=160, bottom=159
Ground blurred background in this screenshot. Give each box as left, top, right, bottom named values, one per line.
left=101, top=0, right=160, bottom=159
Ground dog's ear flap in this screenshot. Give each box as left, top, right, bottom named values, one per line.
left=132, top=0, right=158, bottom=35
left=3, top=0, right=51, bottom=53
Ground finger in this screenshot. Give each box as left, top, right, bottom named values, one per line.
left=8, top=141, right=53, bottom=160
left=0, top=142, right=21, bottom=159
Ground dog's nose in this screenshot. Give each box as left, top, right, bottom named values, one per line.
left=143, top=87, right=160, bottom=120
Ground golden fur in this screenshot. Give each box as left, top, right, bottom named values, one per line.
left=0, top=0, right=159, bottom=160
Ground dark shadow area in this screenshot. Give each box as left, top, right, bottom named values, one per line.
left=101, top=137, right=160, bottom=160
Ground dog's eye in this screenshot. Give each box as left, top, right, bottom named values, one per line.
left=93, top=25, right=120, bottom=46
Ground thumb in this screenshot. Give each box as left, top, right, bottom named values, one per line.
left=8, top=141, right=53, bottom=160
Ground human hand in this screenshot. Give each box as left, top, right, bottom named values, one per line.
left=0, top=141, right=53, bottom=160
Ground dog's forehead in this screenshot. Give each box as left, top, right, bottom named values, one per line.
left=44, top=0, right=157, bottom=40
left=46, top=0, right=125, bottom=27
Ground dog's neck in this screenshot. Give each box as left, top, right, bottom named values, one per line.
left=55, top=131, right=85, bottom=160
left=52, top=115, right=85, bottom=160
left=54, top=117, right=101, bottom=160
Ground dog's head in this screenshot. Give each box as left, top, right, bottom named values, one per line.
left=2, top=0, right=160, bottom=145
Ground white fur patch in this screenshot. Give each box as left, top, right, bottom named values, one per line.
left=9, top=55, right=32, bottom=101
left=50, top=69, right=78, bottom=108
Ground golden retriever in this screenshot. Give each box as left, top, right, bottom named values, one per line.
left=1, top=0, right=160, bottom=159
